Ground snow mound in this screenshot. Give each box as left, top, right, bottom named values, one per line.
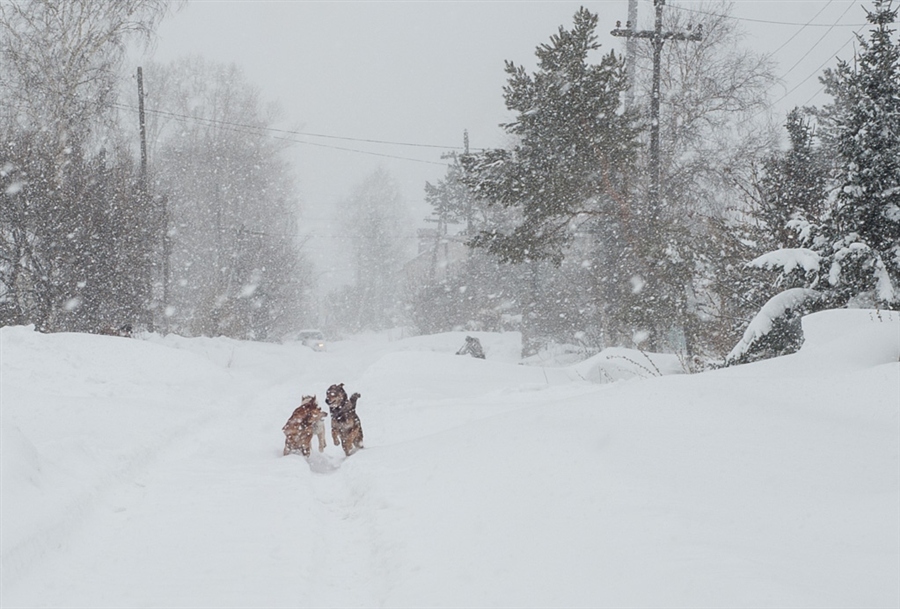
left=572, top=347, right=684, bottom=383
left=800, top=308, right=900, bottom=369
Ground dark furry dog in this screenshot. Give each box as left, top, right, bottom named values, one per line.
left=282, top=395, right=327, bottom=457
left=324, top=383, right=364, bottom=456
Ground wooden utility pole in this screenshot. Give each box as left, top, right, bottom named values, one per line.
left=137, top=67, right=148, bottom=187
left=138, top=67, right=170, bottom=333
left=624, top=0, right=638, bottom=108
left=612, top=0, right=701, bottom=218
left=462, top=129, right=473, bottom=236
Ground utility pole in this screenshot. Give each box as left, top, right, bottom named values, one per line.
left=137, top=67, right=148, bottom=187
left=138, top=67, right=169, bottom=334
left=612, top=0, right=701, bottom=220
left=462, top=129, right=473, bottom=236
left=624, top=0, right=638, bottom=108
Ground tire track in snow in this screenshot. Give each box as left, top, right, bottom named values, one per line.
left=1, top=404, right=221, bottom=595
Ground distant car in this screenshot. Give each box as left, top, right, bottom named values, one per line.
left=297, top=330, right=326, bottom=351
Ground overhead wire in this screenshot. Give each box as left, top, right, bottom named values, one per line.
left=779, top=1, right=858, bottom=80
left=666, top=3, right=866, bottom=28
left=121, top=102, right=468, bottom=151
left=659, top=1, right=869, bottom=117
left=765, top=0, right=835, bottom=57
left=111, top=102, right=467, bottom=167
left=768, top=21, right=868, bottom=111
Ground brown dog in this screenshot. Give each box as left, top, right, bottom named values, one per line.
left=282, top=395, right=327, bottom=457
left=325, top=383, right=364, bottom=456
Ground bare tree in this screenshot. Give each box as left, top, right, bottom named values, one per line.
left=625, top=0, right=778, bottom=356
left=0, top=0, right=170, bottom=155
left=144, top=57, right=311, bottom=340
left=0, top=0, right=171, bottom=332
left=329, top=168, right=414, bottom=333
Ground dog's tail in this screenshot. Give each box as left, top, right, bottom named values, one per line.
left=350, top=392, right=361, bottom=406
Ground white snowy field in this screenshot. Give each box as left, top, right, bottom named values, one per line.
left=1, top=309, right=898, bottom=608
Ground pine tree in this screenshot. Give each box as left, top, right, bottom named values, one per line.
left=818, top=0, right=900, bottom=307
left=728, top=1, right=900, bottom=364
left=708, top=109, right=829, bottom=361
left=757, top=109, right=830, bottom=249
left=461, top=7, right=638, bottom=265
left=460, top=7, right=639, bottom=354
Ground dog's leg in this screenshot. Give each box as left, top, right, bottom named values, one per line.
left=314, top=420, right=326, bottom=453
left=284, top=434, right=299, bottom=455
left=342, top=430, right=361, bottom=456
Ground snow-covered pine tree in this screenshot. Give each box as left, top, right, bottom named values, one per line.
left=461, top=7, right=638, bottom=265
left=818, top=0, right=900, bottom=307
left=728, top=1, right=900, bottom=364
left=757, top=109, right=830, bottom=250
left=460, top=7, right=639, bottom=354
left=707, top=110, right=828, bottom=362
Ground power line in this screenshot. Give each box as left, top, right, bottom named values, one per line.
left=766, top=0, right=835, bottom=57
left=278, top=136, right=453, bottom=166
left=780, top=1, right=857, bottom=80
left=118, top=102, right=469, bottom=151
left=667, top=3, right=866, bottom=28
left=135, top=102, right=472, bottom=150
left=769, top=22, right=867, bottom=110
left=111, top=102, right=456, bottom=167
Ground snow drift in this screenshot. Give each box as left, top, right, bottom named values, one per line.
left=1, top=312, right=898, bottom=607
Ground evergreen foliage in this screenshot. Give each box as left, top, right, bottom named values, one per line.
left=711, top=109, right=830, bottom=361
left=461, top=7, right=638, bottom=266
left=458, top=7, right=640, bottom=354
left=758, top=109, right=830, bottom=250
left=730, top=1, right=900, bottom=364
left=817, top=0, right=900, bottom=307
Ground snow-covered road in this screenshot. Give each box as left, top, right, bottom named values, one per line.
left=2, top=311, right=898, bottom=607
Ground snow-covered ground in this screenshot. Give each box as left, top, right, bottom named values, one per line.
left=2, top=309, right=898, bottom=607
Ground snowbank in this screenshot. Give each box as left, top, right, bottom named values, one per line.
left=2, top=313, right=898, bottom=607
left=571, top=346, right=685, bottom=383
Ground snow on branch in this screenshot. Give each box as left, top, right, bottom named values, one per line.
left=749, top=248, right=820, bottom=274
left=726, top=287, right=821, bottom=363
